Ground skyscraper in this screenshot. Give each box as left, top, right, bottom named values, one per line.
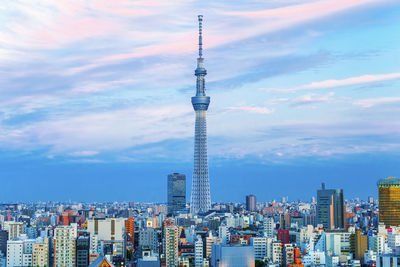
left=377, top=177, right=400, bottom=226
left=190, top=15, right=211, bottom=214
left=167, top=173, right=186, bottom=215
left=316, top=183, right=345, bottom=229
left=246, top=195, right=257, bottom=211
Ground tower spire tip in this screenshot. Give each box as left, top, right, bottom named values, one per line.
left=198, top=15, right=203, bottom=58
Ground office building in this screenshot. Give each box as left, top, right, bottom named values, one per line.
left=190, top=15, right=212, bottom=214
left=246, top=195, right=257, bottom=212
left=54, top=224, right=77, bottom=267
left=377, top=177, right=400, bottom=226
left=316, top=183, right=345, bottom=229
left=76, top=235, right=90, bottom=267
left=211, top=244, right=255, bottom=267
left=0, top=230, right=8, bottom=256
left=167, top=173, right=186, bottom=215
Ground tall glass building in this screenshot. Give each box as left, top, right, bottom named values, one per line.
left=316, top=183, right=345, bottom=229
left=377, top=177, right=400, bottom=227
left=167, top=173, right=186, bottom=215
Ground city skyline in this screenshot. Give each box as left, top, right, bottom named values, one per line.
left=1, top=0, right=400, bottom=201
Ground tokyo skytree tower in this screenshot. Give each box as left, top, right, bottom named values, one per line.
left=190, top=15, right=211, bottom=214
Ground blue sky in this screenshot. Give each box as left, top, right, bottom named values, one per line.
left=0, top=0, right=399, bottom=202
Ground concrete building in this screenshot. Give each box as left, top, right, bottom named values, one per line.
left=264, top=217, right=275, bottom=238
left=87, top=218, right=126, bottom=241
left=54, top=224, right=77, bottom=267
left=368, top=235, right=385, bottom=255
left=195, top=235, right=203, bottom=267
left=5, top=222, right=24, bottom=240
left=32, top=238, right=49, bottom=267
left=271, top=241, right=283, bottom=264
left=218, top=225, right=230, bottom=245
left=350, top=229, right=367, bottom=260
left=164, top=226, right=179, bottom=266
left=251, top=237, right=267, bottom=260
left=6, top=238, right=35, bottom=267
left=139, top=228, right=158, bottom=253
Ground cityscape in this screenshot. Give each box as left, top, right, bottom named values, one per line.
left=1, top=0, right=400, bottom=267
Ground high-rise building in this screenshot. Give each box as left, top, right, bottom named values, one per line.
left=211, top=244, right=255, bottom=267
left=377, top=177, right=400, bottom=227
left=246, top=195, right=257, bottom=212
left=54, top=224, right=77, bottom=267
left=194, top=235, right=203, bottom=267
left=139, top=228, right=158, bottom=253
left=0, top=230, right=8, bottom=257
left=6, top=239, right=35, bottom=267
left=316, top=183, right=345, bottom=229
left=218, top=225, right=230, bottom=245
left=264, top=217, right=275, bottom=238
left=190, top=15, right=212, bottom=214
left=167, top=173, right=186, bottom=215
left=76, top=235, right=90, bottom=267
left=125, top=217, right=135, bottom=251
left=251, top=237, right=267, bottom=261
left=350, top=229, right=367, bottom=260
left=164, top=226, right=179, bottom=266
left=5, top=222, right=24, bottom=240
left=32, top=238, right=49, bottom=267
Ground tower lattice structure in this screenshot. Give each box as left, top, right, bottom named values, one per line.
left=190, top=15, right=211, bottom=214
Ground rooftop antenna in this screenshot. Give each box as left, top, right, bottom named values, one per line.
left=198, top=15, right=203, bottom=58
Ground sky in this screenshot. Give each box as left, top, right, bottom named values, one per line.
left=1, top=0, right=400, bottom=202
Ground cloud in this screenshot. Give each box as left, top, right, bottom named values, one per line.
left=226, top=106, right=274, bottom=114
left=267, top=72, right=400, bottom=93
left=69, top=150, right=99, bottom=157
left=354, top=97, right=400, bottom=108
left=290, top=92, right=339, bottom=107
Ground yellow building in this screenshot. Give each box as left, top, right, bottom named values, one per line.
left=32, top=238, right=49, bottom=267
left=378, top=177, right=400, bottom=227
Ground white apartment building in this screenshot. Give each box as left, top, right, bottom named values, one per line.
left=251, top=237, right=267, bottom=261
left=195, top=235, right=203, bottom=267
left=54, top=224, right=77, bottom=267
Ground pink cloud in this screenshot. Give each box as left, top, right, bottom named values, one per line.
left=267, top=72, right=400, bottom=93
left=227, top=106, right=274, bottom=114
